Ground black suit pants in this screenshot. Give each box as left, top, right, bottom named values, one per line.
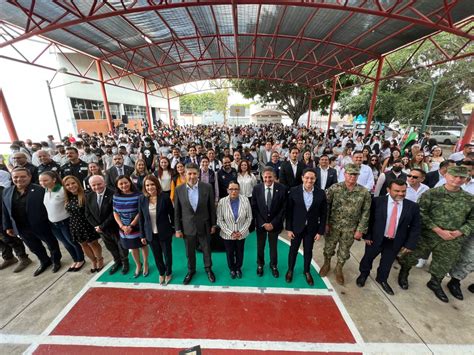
left=100, top=231, right=129, bottom=266
left=359, top=238, right=399, bottom=282
left=288, top=229, right=314, bottom=273
left=256, top=228, right=279, bottom=268
left=184, top=232, right=212, bottom=273
left=18, top=228, right=61, bottom=265
left=0, top=234, right=27, bottom=260
left=149, top=234, right=172, bottom=276
left=223, top=239, right=245, bottom=271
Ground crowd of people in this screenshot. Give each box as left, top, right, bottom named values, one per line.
left=0, top=123, right=472, bottom=303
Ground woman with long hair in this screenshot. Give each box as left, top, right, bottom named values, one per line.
left=155, top=156, right=173, bottom=195
left=62, top=175, right=104, bottom=272
left=380, top=140, right=392, bottom=161
left=130, top=158, right=148, bottom=191
left=301, top=149, right=316, bottom=169
left=361, top=145, right=372, bottom=165
left=368, top=154, right=382, bottom=182
left=381, top=148, right=401, bottom=172
left=429, top=145, right=445, bottom=172
left=113, top=175, right=148, bottom=277
left=409, top=151, right=429, bottom=173
left=170, top=161, right=186, bottom=202
left=139, top=176, right=174, bottom=285
left=336, top=144, right=353, bottom=169
left=40, top=171, right=85, bottom=272
left=83, top=162, right=103, bottom=191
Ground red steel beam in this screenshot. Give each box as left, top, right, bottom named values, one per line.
left=327, top=76, right=337, bottom=133
left=95, top=60, right=114, bottom=133
left=143, top=79, right=153, bottom=133
left=0, top=88, right=19, bottom=141
left=166, top=87, right=173, bottom=127
left=307, top=90, right=312, bottom=128
left=460, top=109, right=474, bottom=149
left=365, top=57, right=384, bottom=137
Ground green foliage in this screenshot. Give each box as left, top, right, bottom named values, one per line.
left=179, top=91, right=229, bottom=116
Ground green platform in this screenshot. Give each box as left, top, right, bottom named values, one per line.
left=97, top=232, right=327, bottom=289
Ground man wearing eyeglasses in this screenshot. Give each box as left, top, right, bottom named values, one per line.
left=405, top=169, right=429, bottom=203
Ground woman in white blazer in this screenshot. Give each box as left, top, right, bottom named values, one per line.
left=217, top=181, right=252, bottom=279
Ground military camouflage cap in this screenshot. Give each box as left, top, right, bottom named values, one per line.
left=344, top=163, right=360, bottom=174
left=447, top=166, right=469, bottom=178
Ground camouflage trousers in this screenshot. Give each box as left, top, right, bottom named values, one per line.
left=450, top=235, right=474, bottom=281
left=323, top=229, right=355, bottom=265
left=399, top=232, right=464, bottom=281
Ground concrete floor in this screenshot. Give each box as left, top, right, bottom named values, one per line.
left=0, top=238, right=472, bottom=354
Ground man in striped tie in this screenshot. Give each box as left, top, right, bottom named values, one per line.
left=356, top=179, right=421, bottom=295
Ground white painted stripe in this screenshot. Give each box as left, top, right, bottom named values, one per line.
left=3, top=334, right=473, bottom=354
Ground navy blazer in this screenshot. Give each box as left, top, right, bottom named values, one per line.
left=315, top=167, right=338, bottom=190
left=286, top=185, right=327, bottom=236
left=279, top=161, right=305, bottom=188
left=139, top=193, right=175, bottom=242
left=2, top=184, right=51, bottom=235
left=251, top=182, right=287, bottom=234
left=364, top=196, right=421, bottom=251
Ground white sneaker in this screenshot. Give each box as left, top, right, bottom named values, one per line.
left=415, top=258, right=427, bottom=268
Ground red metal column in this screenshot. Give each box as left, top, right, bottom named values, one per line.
left=95, top=60, right=114, bottom=133
left=0, top=88, right=19, bottom=141
left=307, top=91, right=312, bottom=128
left=327, top=76, right=337, bottom=133
left=166, top=87, right=173, bottom=127
left=460, top=109, right=474, bottom=149
left=365, top=57, right=384, bottom=137
left=143, top=79, right=153, bottom=133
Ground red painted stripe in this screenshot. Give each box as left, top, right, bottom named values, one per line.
left=51, top=288, right=355, bottom=344
left=34, top=345, right=361, bottom=355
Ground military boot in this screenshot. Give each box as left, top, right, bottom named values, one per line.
left=0, top=257, right=18, bottom=270
left=447, top=278, right=463, bottom=300
left=335, top=263, right=344, bottom=285
left=319, top=257, right=331, bottom=277
left=427, top=277, right=449, bottom=303
left=398, top=267, right=410, bottom=290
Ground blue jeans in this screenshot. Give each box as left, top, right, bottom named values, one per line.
left=50, top=219, right=84, bottom=262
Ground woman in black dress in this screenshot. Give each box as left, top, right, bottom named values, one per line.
left=63, top=175, right=104, bottom=273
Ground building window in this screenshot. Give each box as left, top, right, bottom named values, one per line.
left=124, top=104, right=146, bottom=120
left=70, top=98, right=120, bottom=120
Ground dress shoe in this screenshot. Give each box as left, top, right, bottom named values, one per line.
left=13, top=257, right=32, bottom=273
left=377, top=280, right=394, bottom=295
left=236, top=270, right=242, bottom=279
left=0, top=257, right=18, bottom=270
left=183, top=272, right=195, bottom=285
left=335, top=263, right=344, bottom=285
left=121, top=264, right=130, bottom=275
left=230, top=270, right=236, bottom=279
left=319, top=257, right=331, bottom=277
left=207, top=270, right=216, bottom=283
left=427, top=279, right=449, bottom=303
left=109, top=263, right=121, bottom=275
left=271, top=267, right=279, bottom=278
left=33, top=261, right=52, bottom=277
left=304, top=272, right=314, bottom=286
left=257, top=265, right=263, bottom=277
left=52, top=262, right=61, bottom=273
left=398, top=268, right=410, bottom=290
left=285, top=270, right=293, bottom=283
left=447, top=278, right=463, bottom=300
left=356, top=274, right=367, bottom=287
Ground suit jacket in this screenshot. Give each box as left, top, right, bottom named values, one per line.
left=174, top=181, right=216, bottom=236
left=217, top=195, right=252, bottom=240
left=425, top=170, right=440, bottom=189
left=2, top=184, right=51, bottom=235
left=251, top=182, right=287, bottom=234
left=315, top=167, right=338, bottom=190
left=105, top=165, right=134, bottom=189
left=286, top=185, right=327, bottom=236
left=183, top=156, right=201, bottom=166
left=279, top=160, right=305, bottom=188
left=138, top=193, right=174, bottom=242
left=258, top=149, right=273, bottom=172
left=364, top=196, right=421, bottom=251
left=85, top=187, right=118, bottom=234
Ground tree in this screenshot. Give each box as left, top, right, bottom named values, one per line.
left=214, top=89, right=229, bottom=125
left=179, top=92, right=216, bottom=115
left=230, top=79, right=350, bottom=125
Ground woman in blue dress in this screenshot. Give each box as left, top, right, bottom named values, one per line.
left=113, top=175, right=149, bottom=278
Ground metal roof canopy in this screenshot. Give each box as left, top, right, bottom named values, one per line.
left=1, top=0, right=473, bottom=91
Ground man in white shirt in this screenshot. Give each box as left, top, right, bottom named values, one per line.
left=338, top=151, right=375, bottom=191
left=448, top=143, right=473, bottom=162
left=405, top=169, right=429, bottom=203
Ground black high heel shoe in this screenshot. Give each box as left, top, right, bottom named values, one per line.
left=134, top=263, right=142, bottom=278
left=143, top=263, right=149, bottom=277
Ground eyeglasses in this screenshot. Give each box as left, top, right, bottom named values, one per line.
left=407, top=175, right=420, bottom=179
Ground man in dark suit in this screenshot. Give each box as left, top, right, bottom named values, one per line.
left=183, top=146, right=201, bottom=165
left=174, top=163, right=217, bottom=285
left=279, top=147, right=305, bottom=188
left=424, top=160, right=455, bottom=188
left=105, top=154, right=134, bottom=190
left=356, top=179, right=421, bottom=295
left=85, top=175, right=129, bottom=275
left=2, top=167, right=62, bottom=276
left=315, top=155, right=338, bottom=190
left=252, top=166, right=287, bottom=278
left=285, top=168, right=327, bottom=286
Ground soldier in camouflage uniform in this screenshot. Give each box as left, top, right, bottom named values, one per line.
left=398, top=166, right=474, bottom=303
left=320, top=163, right=371, bottom=285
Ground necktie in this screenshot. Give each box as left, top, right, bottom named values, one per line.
left=266, top=187, right=272, bottom=210
left=97, top=194, right=103, bottom=209
left=386, top=201, right=398, bottom=239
